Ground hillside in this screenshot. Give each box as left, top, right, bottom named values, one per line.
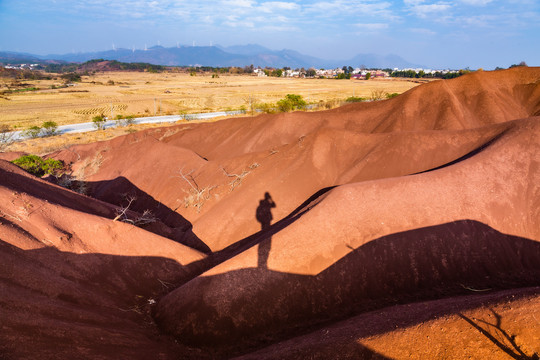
left=2, top=45, right=422, bottom=69
left=1, top=67, right=539, bottom=359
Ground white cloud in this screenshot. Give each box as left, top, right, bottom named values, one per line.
left=403, top=0, right=425, bottom=5
left=458, top=0, right=493, bottom=5
left=261, top=1, right=300, bottom=10
left=459, top=14, right=497, bottom=27
left=410, top=27, right=436, bottom=35
left=222, top=0, right=255, bottom=8
left=406, top=2, right=452, bottom=17
left=354, top=23, right=389, bottom=31
left=305, top=0, right=395, bottom=20
left=257, top=24, right=299, bottom=32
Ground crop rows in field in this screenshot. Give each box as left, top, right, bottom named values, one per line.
left=73, top=104, right=128, bottom=115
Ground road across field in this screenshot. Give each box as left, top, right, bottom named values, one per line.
left=9, top=110, right=245, bottom=141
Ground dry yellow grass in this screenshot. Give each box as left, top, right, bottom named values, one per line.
left=0, top=72, right=422, bottom=130
left=5, top=121, right=190, bottom=155
left=5, top=115, right=251, bottom=156
left=1, top=72, right=424, bottom=155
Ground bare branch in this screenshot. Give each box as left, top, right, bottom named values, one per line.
left=135, top=209, right=157, bottom=225
left=177, top=167, right=215, bottom=212
left=113, top=195, right=157, bottom=225
left=0, top=125, right=16, bottom=152
left=113, top=196, right=136, bottom=222
left=221, top=163, right=259, bottom=191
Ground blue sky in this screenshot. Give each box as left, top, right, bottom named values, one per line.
left=0, top=0, right=538, bottom=69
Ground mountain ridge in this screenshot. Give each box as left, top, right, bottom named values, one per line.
left=1, top=44, right=423, bottom=69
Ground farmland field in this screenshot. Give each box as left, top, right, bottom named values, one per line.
left=0, top=72, right=422, bottom=129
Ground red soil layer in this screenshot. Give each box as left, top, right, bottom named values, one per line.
left=1, top=67, right=539, bottom=359
left=155, top=117, right=540, bottom=347
left=232, top=287, right=540, bottom=360
left=54, top=67, right=540, bottom=251
left=0, top=160, right=207, bottom=358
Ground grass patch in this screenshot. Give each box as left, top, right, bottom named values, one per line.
left=11, top=154, right=64, bottom=177
left=345, top=96, right=366, bottom=102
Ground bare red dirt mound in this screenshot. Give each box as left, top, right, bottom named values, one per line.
left=1, top=68, right=539, bottom=359
left=48, top=67, right=540, bottom=252
left=154, top=118, right=540, bottom=348
left=0, top=160, right=209, bottom=359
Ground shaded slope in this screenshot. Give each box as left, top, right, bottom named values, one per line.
left=0, top=160, right=210, bottom=359
left=0, top=244, right=188, bottom=360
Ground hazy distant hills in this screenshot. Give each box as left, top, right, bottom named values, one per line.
left=1, top=44, right=422, bottom=69
left=0, top=51, right=46, bottom=64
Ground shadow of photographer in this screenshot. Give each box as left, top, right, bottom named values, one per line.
left=256, top=192, right=276, bottom=269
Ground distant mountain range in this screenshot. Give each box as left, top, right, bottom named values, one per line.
left=0, top=44, right=423, bottom=69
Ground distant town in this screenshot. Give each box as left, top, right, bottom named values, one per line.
left=2, top=59, right=528, bottom=81
left=254, top=67, right=463, bottom=79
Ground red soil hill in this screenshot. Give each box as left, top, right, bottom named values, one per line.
left=53, top=67, right=540, bottom=252
left=1, top=67, right=539, bottom=359
left=154, top=117, right=540, bottom=348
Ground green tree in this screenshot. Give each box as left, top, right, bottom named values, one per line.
left=61, top=72, right=81, bottom=82
left=41, top=121, right=58, bottom=137
left=306, top=68, right=316, bottom=77
left=11, top=155, right=64, bottom=177
left=277, top=94, right=307, bottom=112
left=23, top=126, right=42, bottom=139
left=509, top=61, right=527, bottom=68
left=365, top=72, right=371, bottom=80
left=92, top=115, right=107, bottom=130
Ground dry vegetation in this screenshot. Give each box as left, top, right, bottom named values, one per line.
left=1, top=72, right=420, bottom=127
left=5, top=122, right=170, bottom=155
left=1, top=72, right=422, bottom=154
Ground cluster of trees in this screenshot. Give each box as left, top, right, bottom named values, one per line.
left=335, top=66, right=355, bottom=79
left=277, top=94, right=307, bottom=112
left=253, top=93, right=308, bottom=114
left=11, top=155, right=64, bottom=177
left=0, top=67, right=52, bottom=81
left=390, top=69, right=470, bottom=79
left=44, top=59, right=166, bottom=74
left=498, top=61, right=528, bottom=70
left=23, top=121, right=59, bottom=139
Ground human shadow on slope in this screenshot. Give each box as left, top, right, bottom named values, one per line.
left=459, top=310, right=540, bottom=360
left=208, top=186, right=335, bottom=269
left=255, top=192, right=276, bottom=269
left=155, top=220, right=540, bottom=354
